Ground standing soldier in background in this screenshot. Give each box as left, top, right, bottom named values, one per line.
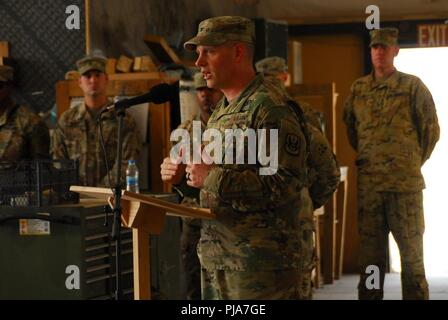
left=165, top=72, right=223, bottom=300
left=343, top=28, right=439, bottom=300
left=51, top=55, right=141, bottom=187
left=256, top=56, right=325, bottom=132
left=0, top=65, right=49, bottom=162
left=256, top=56, right=341, bottom=299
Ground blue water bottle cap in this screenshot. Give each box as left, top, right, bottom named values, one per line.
left=128, top=159, right=136, bottom=165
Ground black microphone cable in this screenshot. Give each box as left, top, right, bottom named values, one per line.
left=97, top=107, right=114, bottom=195
left=97, top=107, right=118, bottom=299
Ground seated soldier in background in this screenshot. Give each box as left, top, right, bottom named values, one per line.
left=162, top=72, right=223, bottom=300
left=0, top=65, right=50, bottom=162
left=51, top=55, right=141, bottom=187
left=256, top=56, right=341, bottom=298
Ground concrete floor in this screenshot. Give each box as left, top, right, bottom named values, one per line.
left=314, top=273, right=448, bottom=300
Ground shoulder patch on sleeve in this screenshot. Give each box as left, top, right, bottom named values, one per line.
left=285, top=133, right=300, bottom=155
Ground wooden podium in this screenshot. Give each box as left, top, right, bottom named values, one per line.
left=70, top=186, right=214, bottom=300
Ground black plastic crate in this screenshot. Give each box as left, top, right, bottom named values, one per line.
left=0, top=160, right=79, bottom=207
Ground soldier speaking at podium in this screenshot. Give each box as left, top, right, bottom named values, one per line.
left=163, top=16, right=309, bottom=300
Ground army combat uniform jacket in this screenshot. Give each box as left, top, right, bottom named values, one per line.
left=263, top=76, right=340, bottom=210
left=343, top=70, right=439, bottom=191
left=51, top=102, right=141, bottom=187
left=0, top=99, right=49, bottom=162
left=198, top=73, right=308, bottom=271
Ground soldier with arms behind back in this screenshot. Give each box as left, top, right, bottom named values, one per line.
left=343, top=28, right=439, bottom=300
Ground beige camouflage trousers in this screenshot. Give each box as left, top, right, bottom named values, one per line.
left=201, top=268, right=302, bottom=300
left=357, top=177, right=429, bottom=300
left=298, top=187, right=317, bottom=300
left=180, top=196, right=202, bottom=300
left=298, top=219, right=316, bottom=299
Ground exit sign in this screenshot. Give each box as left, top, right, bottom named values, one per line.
left=418, top=24, right=448, bottom=47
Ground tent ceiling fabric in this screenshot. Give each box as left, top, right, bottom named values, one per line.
left=255, top=0, right=448, bottom=22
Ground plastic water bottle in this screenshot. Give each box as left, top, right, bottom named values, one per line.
left=126, top=159, right=139, bottom=193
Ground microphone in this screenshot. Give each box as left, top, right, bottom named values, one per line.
left=107, top=83, right=175, bottom=111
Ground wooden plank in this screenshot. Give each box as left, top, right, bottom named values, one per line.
left=141, top=56, right=157, bottom=72
left=69, top=186, right=215, bottom=220
left=64, top=70, right=79, bottom=80
left=85, top=0, right=91, bottom=54
left=148, top=102, right=172, bottom=193
left=109, top=72, right=165, bottom=81
left=144, top=35, right=181, bottom=64
left=0, top=41, right=9, bottom=57
left=133, top=57, right=143, bottom=72
left=116, top=55, right=134, bottom=73
left=133, top=56, right=157, bottom=72
left=133, top=229, right=151, bottom=300
left=335, top=167, right=349, bottom=279
left=106, top=58, right=117, bottom=75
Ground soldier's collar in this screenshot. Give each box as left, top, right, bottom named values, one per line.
left=76, top=99, right=114, bottom=121
left=370, top=69, right=400, bottom=89
left=75, top=102, right=88, bottom=121
left=381, top=69, right=400, bottom=89
left=212, top=74, right=263, bottom=121
left=232, top=73, right=264, bottom=112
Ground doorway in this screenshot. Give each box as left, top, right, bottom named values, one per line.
left=389, top=47, right=448, bottom=276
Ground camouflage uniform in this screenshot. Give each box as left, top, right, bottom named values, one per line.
left=51, top=102, right=141, bottom=187
left=306, top=124, right=340, bottom=210
left=51, top=55, right=141, bottom=187
left=0, top=65, right=50, bottom=162
left=343, top=28, right=440, bottom=300
left=305, top=125, right=342, bottom=297
left=186, top=17, right=309, bottom=299
left=300, top=102, right=325, bottom=134
left=0, top=99, right=50, bottom=162
left=197, top=72, right=307, bottom=300
left=174, top=72, right=221, bottom=299
left=258, top=59, right=325, bottom=131
left=174, top=112, right=208, bottom=300
left=260, top=65, right=340, bottom=299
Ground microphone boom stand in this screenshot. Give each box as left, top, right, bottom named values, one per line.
left=111, top=108, right=125, bottom=300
